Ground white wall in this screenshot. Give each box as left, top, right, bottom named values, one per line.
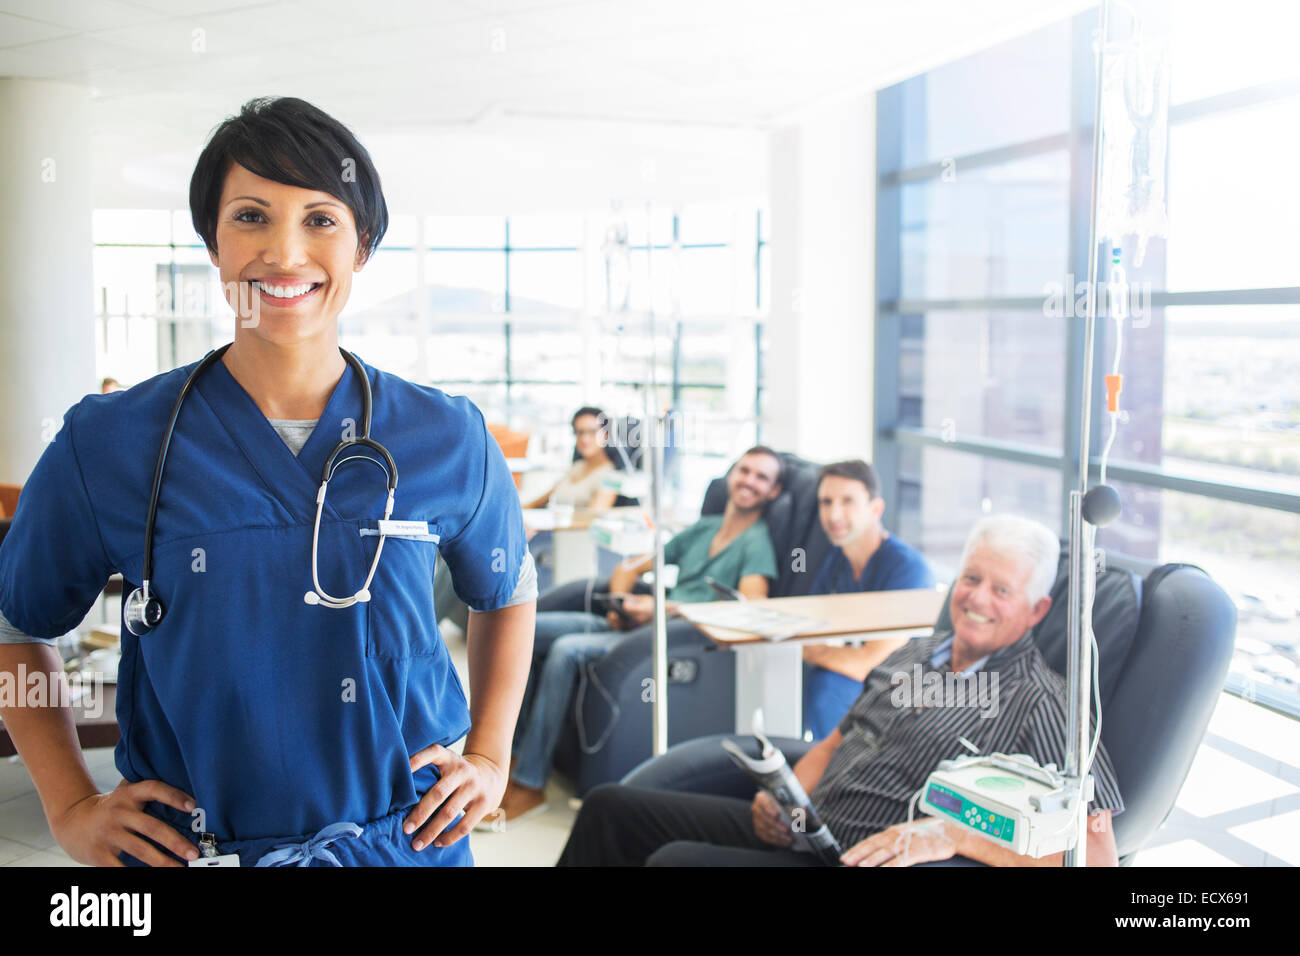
left=0, top=79, right=97, bottom=486
left=765, top=94, right=876, bottom=465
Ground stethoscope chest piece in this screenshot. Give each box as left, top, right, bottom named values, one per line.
left=124, top=583, right=165, bottom=636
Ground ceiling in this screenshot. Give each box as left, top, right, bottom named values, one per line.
left=0, top=0, right=1095, bottom=211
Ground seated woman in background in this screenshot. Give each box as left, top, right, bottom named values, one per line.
left=523, top=406, right=619, bottom=515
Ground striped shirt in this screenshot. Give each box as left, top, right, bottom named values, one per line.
left=809, top=630, right=1125, bottom=849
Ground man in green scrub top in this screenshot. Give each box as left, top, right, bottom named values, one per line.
left=495, top=447, right=783, bottom=822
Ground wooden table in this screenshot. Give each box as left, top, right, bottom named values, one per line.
left=0, top=684, right=119, bottom=757
left=678, top=589, right=946, bottom=738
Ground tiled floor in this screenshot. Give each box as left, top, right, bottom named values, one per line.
left=3, top=640, right=1295, bottom=867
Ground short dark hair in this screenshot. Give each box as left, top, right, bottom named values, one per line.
left=817, top=459, right=880, bottom=499
left=189, top=97, right=389, bottom=263
left=739, top=445, right=784, bottom=487
left=572, top=406, right=605, bottom=429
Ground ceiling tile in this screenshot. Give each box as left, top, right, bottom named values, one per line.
left=0, top=11, right=75, bottom=46
left=0, top=0, right=160, bottom=33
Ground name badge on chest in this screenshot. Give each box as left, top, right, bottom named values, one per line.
left=359, top=519, right=441, bottom=543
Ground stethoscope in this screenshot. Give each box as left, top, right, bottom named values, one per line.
left=124, top=344, right=398, bottom=636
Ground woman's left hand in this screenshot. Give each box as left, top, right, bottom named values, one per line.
left=403, top=745, right=508, bottom=850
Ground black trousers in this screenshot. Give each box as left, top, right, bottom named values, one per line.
left=557, top=783, right=826, bottom=867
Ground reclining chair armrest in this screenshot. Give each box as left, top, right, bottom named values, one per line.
left=621, top=733, right=815, bottom=800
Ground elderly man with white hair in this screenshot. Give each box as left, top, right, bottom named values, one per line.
left=556, top=514, right=1124, bottom=867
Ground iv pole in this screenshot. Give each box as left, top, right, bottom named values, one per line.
left=601, top=200, right=669, bottom=756
left=645, top=203, right=669, bottom=756
left=1064, top=0, right=1113, bottom=868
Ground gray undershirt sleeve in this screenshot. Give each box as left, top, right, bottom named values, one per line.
left=476, top=549, right=537, bottom=612
left=0, top=608, right=56, bottom=645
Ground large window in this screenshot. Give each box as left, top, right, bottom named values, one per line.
left=875, top=5, right=1300, bottom=716
left=93, top=203, right=769, bottom=516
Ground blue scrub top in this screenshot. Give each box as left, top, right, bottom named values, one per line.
left=0, top=352, right=526, bottom=860
left=808, top=534, right=935, bottom=595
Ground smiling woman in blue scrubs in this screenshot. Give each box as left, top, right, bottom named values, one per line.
left=0, top=97, right=536, bottom=867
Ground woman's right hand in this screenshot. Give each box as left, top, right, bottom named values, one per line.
left=50, top=779, right=201, bottom=867
left=751, top=790, right=794, bottom=847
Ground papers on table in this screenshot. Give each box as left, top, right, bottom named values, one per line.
left=676, top=603, right=827, bottom=641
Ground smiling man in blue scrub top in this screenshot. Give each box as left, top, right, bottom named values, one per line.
left=0, top=97, right=536, bottom=867
left=802, top=460, right=934, bottom=739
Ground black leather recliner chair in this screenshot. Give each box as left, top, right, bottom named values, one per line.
left=620, top=548, right=1238, bottom=865
left=550, top=451, right=832, bottom=795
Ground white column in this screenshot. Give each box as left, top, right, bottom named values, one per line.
left=0, top=79, right=96, bottom=485
left=765, top=94, right=877, bottom=464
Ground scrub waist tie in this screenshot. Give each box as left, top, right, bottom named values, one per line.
left=167, top=802, right=473, bottom=867
left=254, top=821, right=364, bottom=867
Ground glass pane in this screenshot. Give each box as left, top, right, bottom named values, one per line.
left=426, top=318, right=506, bottom=383
left=340, top=329, right=422, bottom=381
left=164, top=252, right=222, bottom=324
left=505, top=383, right=585, bottom=436
left=426, top=251, right=505, bottom=312
left=1100, top=486, right=1300, bottom=715
left=671, top=453, right=732, bottom=522
left=1101, top=304, right=1300, bottom=496
left=598, top=314, right=674, bottom=390
left=347, top=249, right=417, bottom=316
left=623, top=205, right=674, bottom=247
left=94, top=209, right=171, bottom=245
left=381, top=213, right=420, bottom=249
left=425, top=215, right=505, bottom=248
left=678, top=202, right=738, bottom=245
left=508, top=215, right=583, bottom=248
left=898, top=311, right=1065, bottom=450
left=96, top=314, right=161, bottom=388
left=895, top=444, right=1063, bottom=578
left=674, top=384, right=757, bottom=466
left=674, top=318, right=730, bottom=386
left=626, top=249, right=674, bottom=315
left=899, top=150, right=1070, bottom=301
left=1165, top=97, right=1300, bottom=292
left=508, top=251, right=583, bottom=311
left=445, top=383, right=508, bottom=423
left=1170, top=0, right=1300, bottom=104
left=894, top=17, right=1071, bottom=170
left=677, top=246, right=735, bottom=315
left=94, top=246, right=173, bottom=317
left=507, top=318, right=583, bottom=384
left=171, top=209, right=204, bottom=248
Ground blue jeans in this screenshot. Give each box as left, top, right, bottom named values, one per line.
left=514, top=610, right=609, bottom=748
left=512, top=627, right=620, bottom=790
